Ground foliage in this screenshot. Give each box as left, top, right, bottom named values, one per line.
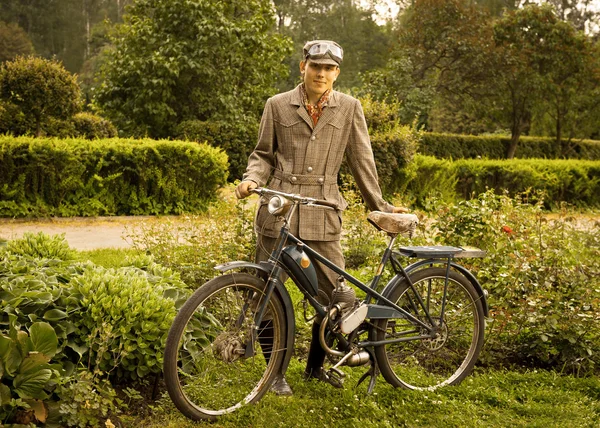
left=5, top=231, right=76, bottom=261
left=0, top=233, right=190, bottom=384
left=0, top=21, right=34, bottom=63
left=430, top=191, right=600, bottom=374
left=420, top=132, right=600, bottom=160
left=0, top=319, right=62, bottom=426
left=492, top=4, right=600, bottom=156
left=72, top=112, right=118, bottom=139
left=0, top=136, right=228, bottom=217
left=0, top=56, right=82, bottom=137
left=94, top=0, right=292, bottom=138
left=174, top=118, right=259, bottom=181
left=402, top=155, right=600, bottom=209
left=125, top=187, right=256, bottom=287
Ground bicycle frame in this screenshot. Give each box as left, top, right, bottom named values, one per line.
left=251, top=190, right=448, bottom=350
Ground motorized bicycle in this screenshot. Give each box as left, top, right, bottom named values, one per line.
left=163, top=187, right=488, bottom=421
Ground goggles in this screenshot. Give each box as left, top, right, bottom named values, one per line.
left=306, top=43, right=343, bottom=64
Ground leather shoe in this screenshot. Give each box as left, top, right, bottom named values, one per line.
left=270, top=375, right=293, bottom=396
left=303, top=367, right=343, bottom=389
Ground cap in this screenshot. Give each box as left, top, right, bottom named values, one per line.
left=302, top=40, right=343, bottom=66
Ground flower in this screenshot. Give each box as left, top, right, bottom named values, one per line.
left=501, top=225, right=513, bottom=235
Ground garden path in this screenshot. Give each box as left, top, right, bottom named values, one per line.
left=0, top=216, right=150, bottom=250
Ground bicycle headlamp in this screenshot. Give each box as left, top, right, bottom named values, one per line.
left=267, top=195, right=292, bottom=216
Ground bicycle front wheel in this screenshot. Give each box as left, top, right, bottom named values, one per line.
left=372, top=267, right=485, bottom=390
left=163, top=273, right=287, bottom=421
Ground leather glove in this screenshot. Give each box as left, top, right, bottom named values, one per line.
left=235, top=180, right=257, bottom=199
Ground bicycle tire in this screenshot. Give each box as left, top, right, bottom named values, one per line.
left=372, top=267, right=485, bottom=390
left=163, top=273, right=287, bottom=421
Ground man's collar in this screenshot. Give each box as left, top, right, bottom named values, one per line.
left=291, top=84, right=338, bottom=107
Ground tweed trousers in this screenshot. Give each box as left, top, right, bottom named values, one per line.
left=255, top=233, right=345, bottom=304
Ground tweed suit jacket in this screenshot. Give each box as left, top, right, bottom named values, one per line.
left=243, top=84, right=393, bottom=241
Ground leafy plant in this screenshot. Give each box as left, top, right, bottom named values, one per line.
left=0, top=318, right=62, bottom=426
left=5, top=232, right=76, bottom=261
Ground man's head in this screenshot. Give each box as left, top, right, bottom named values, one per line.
left=300, top=40, right=343, bottom=101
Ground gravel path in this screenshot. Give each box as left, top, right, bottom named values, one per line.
left=0, top=217, right=152, bottom=250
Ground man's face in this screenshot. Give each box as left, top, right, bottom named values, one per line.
left=300, top=60, right=340, bottom=100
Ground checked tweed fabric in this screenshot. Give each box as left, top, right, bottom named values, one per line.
left=243, top=84, right=393, bottom=243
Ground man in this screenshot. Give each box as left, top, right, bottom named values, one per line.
left=235, top=40, right=405, bottom=396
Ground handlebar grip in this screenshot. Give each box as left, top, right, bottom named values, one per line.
left=313, top=199, right=338, bottom=209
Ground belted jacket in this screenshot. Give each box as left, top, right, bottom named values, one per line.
left=243, top=84, right=393, bottom=241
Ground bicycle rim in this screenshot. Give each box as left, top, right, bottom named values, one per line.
left=373, top=268, right=485, bottom=390
left=164, top=273, right=286, bottom=420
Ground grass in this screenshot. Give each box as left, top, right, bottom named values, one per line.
left=123, top=365, right=600, bottom=427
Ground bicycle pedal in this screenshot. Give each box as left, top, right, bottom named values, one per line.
left=325, top=368, right=345, bottom=388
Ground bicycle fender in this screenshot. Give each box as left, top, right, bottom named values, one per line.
left=280, top=245, right=318, bottom=297
left=380, top=261, right=489, bottom=317
left=405, top=260, right=489, bottom=317
left=214, top=260, right=296, bottom=376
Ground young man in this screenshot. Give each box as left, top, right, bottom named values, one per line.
left=235, top=40, right=405, bottom=396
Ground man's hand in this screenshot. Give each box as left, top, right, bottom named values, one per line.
left=392, top=206, right=410, bottom=214
left=235, top=180, right=258, bottom=199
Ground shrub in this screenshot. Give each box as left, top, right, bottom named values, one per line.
left=0, top=136, right=229, bottom=217
left=0, top=56, right=81, bottom=137
left=72, top=112, right=118, bottom=139
left=6, top=231, right=75, bottom=260
left=427, top=191, right=600, bottom=374
left=0, top=233, right=190, bottom=382
left=420, top=132, right=600, bottom=160
left=175, top=118, right=259, bottom=181
left=0, top=21, right=34, bottom=63
left=403, top=155, right=600, bottom=209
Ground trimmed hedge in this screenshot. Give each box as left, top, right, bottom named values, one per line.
left=403, top=155, right=600, bottom=208
left=0, top=136, right=228, bottom=217
left=420, top=132, right=600, bottom=160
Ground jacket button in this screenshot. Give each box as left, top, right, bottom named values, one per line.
left=317, top=177, right=324, bottom=184
left=307, top=167, right=313, bottom=173
left=291, top=176, right=297, bottom=183
left=311, top=135, right=316, bottom=141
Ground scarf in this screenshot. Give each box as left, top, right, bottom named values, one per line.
left=301, top=85, right=331, bottom=127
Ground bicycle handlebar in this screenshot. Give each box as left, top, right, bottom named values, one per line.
left=251, top=187, right=338, bottom=210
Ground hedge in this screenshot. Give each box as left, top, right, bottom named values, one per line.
left=0, top=136, right=228, bottom=217
left=403, top=155, right=600, bottom=208
left=420, top=132, right=600, bottom=160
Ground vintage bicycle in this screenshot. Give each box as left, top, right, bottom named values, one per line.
left=163, top=187, right=488, bottom=421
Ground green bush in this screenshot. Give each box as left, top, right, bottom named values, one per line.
left=0, top=136, right=229, bottom=217
left=420, top=132, right=600, bottom=160
left=72, top=112, right=118, bottom=139
left=0, top=56, right=81, bottom=137
left=402, top=155, right=600, bottom=208
left=428, top=191, right=600, bottom=374
left=175, top=118, right=259, bottom=181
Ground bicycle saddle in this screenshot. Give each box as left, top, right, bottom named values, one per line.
left=367, top=211, right=419, bottom=237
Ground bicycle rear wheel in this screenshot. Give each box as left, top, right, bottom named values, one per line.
left=372, top=267, right=485, bottom=390
left=163, top=273, right=286, bottom=421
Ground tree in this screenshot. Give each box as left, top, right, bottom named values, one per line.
left=493, top=4, right=600, bottom=156
left=0, top=56, right=82, bottom=136
left=94, top=0, right=292, bottom=138
left=0, top=21, right=35, bottom=63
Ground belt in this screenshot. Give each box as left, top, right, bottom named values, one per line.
left=272, top=169, right=337, bottom=186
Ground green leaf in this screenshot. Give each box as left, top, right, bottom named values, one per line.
left=0, top=383, right=11, bottom=405
left=43, top=309, right=68, bottom=321
left=29, top=322, right=58, bottom=358
left=19, top=352, right=50, bottom=375
left=13, top=368, right=52, bottom=399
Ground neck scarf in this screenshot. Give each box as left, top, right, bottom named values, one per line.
left=301, top=84, right=331, bottom=127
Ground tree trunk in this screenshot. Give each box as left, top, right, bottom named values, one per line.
left=507, top=129, right=520, bottom=159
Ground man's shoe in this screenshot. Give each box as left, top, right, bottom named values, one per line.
left=270, top=375, right=293, bottom=396
left=303, top=367, right=343, bottom=389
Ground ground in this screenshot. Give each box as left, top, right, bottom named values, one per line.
left=0, top=216, right=150, bottom=249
